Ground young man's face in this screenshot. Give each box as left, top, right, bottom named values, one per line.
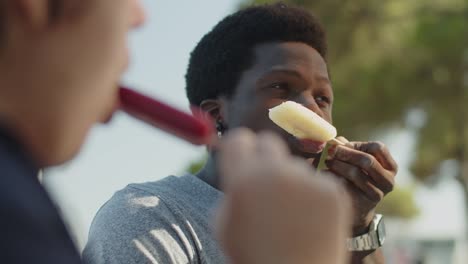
left=2, top=0, right=145, bottom=164
left=225, top=42, right=333, bottom=161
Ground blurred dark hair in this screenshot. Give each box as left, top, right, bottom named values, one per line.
left=185, top=2, right=327, bottom=106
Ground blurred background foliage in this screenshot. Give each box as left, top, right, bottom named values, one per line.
left=376, top=186, right=420, bottom=219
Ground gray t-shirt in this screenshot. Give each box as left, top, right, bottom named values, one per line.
left=82, top=174, right=226, bottom=264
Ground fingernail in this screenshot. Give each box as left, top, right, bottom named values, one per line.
left=327, top=145, right=337, bottom=159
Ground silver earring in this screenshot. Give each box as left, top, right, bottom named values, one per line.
left=216, top=120, right=225, bottom=137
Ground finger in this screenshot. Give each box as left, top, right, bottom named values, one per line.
left=350, top=141, right=398, bottom=173
left=219, top=128, right=256, bottom=163
left=255, top=131, right=290, bottom=160
left=326, top=159, right=384, bottom=203
left=331, top=146, right=394, bottom=194
left=218, top=128, right=256, bottom=188
left=335, top=136, right=350, bottom=144
left=317, top=169, right=350, bottom=199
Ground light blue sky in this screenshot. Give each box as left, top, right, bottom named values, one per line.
left=42, top=0, right=465, bottom=251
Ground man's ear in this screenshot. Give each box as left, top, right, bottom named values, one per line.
left=199, top=99, right=225, bottom=122
left=11, top=0, right=50, bottom=30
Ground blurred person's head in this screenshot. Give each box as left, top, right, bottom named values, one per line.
left=186, top=2, right=331, bottom=161
left=0, top=0, right=145, bottom=166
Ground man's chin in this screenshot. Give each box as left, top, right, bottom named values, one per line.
left=286, top=136, right=325, bottom=157
left=100, top=112, right=115, bottom=124
left=295, top=149, right=322, bottom=160
left=294, top=151, right=322, bottom=169
left=99, top=87, right=121, bottom=124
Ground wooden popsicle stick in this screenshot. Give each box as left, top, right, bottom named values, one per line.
left=328, top=138, right=346, bottom=146
left=317, top=138, right=346, bottom=170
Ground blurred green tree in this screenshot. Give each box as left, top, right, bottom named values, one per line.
left=186, top=156, right=207, bottom=175
left=376, top=186, right=419, bottom=219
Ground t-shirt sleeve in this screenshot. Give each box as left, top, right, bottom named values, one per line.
left=82, top=187, right=198, bottom=264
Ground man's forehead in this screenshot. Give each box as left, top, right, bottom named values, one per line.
left=229, top=41, right=331, bottom=101
left=251, top=42, right=328, bottom=75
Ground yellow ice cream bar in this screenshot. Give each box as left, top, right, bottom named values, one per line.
left=269, top=101, right=337, bottom=142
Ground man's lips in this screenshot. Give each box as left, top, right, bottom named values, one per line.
left=295, top=138, right=327, bottom=154
left=100, top=46, right=130, bottom=124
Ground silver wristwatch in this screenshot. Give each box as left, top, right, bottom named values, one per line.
left=346, top=214, right=385, bottom=251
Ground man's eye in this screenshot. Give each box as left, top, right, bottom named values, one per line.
left=315, top=96, right=331, bottom=106
left=270, top=83, right=289, bottom=90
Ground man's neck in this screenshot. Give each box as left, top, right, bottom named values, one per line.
left=0, top=48, right=63, bottom=168
left=196, top=154, right=221, bottom=191
left=0, top=119, right=40, bottom=173
left=0, top=91, right=52, bottom=168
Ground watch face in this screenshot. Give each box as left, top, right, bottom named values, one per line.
left=377, top=218, right=386, bottom=245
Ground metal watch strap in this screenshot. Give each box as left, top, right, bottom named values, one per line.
left=346, top=214, right=384, bottom=251
left=346, top=232, right=379, bottom=251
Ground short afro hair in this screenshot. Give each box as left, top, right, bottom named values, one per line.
left=185, top=2, right=327, bottom=106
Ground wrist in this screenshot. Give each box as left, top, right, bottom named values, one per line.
left=347, top=214, right=386, bottom=252
left=352, top=213, right=375, bottom=236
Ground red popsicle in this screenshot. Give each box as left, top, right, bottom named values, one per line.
left=119, top=86, right=213, bottom=145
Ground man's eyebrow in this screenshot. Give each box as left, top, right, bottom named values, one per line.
left=316, top=75, right=331, bottom=85
left=257, top=68, right=304, bottom=84
left=257, top=68, right=331, bottom=85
